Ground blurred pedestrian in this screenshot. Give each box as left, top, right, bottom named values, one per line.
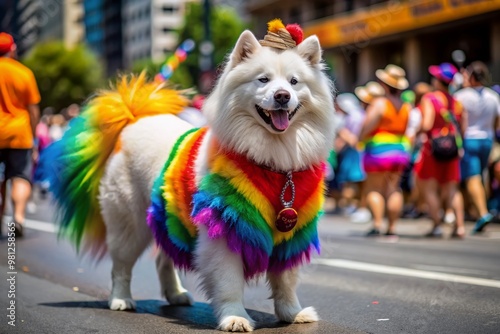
left=402, top=82, right=432, bottom=219
left=414, top=63, right=466, bottom=238
left=33, top=115, right=52, bottom=196
left=360, top=65, right=411, bottom=236
left=330, top=93, right=366, bottom=215
left=454, top=61, right=500, bottom=234
left=350, top=81, right=385, bottom=224
left=65, top=103, right=80, bottom=121
left=48, top=114, right=66, bottom=142
left=0, top=33, right=41, bottom=237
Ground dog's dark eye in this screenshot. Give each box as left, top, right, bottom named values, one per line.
left=258, top=77, right=269, bottom=83
left=290, top=77, right=298, bottom=85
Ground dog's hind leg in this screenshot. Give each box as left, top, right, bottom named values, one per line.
left=267, top=268, right=319, bottom=324
left=155, top=251, right=194, bottom=306
left=105, top=216, right=152, bottom=311
left=100, top=156, right=153, bottom=311
left=195, top=226, right=255, bottom=332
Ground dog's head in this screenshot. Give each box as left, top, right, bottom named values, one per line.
left=204, top=30, right=335, bottom=171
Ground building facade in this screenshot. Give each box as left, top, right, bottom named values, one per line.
left=14, top=0, right=41, bottom=56
left=2, top=0, right=83, bottom=56
left=0, top=0, right=19, bottom=38
left=248, top=0, right=500, bottom=92
left=84, top=0, right=123, bottom=75
left=64, top=0, right=85, bottom=48
left=122, top=0, right=197, bottom=69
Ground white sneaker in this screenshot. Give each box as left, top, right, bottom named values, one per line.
left=350, top=208, right=371, bottom=224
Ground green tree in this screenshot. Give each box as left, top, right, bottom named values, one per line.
left=130, top=4, right=246, bottom=91
left=23, top=42, right=104, bottom=111
left=176, top=3, right=247, bottom=89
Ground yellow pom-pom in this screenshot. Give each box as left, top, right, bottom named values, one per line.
left=267, top=18, right=285, bottom=33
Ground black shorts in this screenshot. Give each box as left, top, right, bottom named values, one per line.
left=0, top=149, right=32, bottom=183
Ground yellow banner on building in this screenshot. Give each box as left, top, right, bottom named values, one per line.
left=305, top=0, right=500, bottom=49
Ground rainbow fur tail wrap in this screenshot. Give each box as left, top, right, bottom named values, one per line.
left=147, top=128, right=326, bottom=279
left=50, top=73, right=188, bottom=258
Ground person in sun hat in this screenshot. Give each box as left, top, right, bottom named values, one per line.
left=414, top=62, right=466, bottom=239
left=329, top=93, right=366, bottom=216
left=350, top=81, right=385, bottom=224
left=359, top=64, right=412, bottom=237
left=0, top=32, right=41, bottom=237
left=355, top=81, right=385, bottom=109
left=454, top=61, right=500, bottom=234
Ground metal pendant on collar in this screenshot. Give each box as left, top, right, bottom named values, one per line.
left=275, top=171, right=298, bottom=232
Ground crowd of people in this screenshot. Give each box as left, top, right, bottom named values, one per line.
left=328, top=61, right=500, bottom=239
left=2, top=29, right=500, bottom=241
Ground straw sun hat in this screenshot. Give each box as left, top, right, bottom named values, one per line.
left=354, top=81, right=385, bottom=105
left=375, top=64, right=409, bottom=90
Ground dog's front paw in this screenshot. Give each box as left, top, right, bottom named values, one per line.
left=218, top=316, right=255, bottom=332
left=109, top=297, right=136, bottom=311
left=167, top=291, right=194, bottom=306
left=293, top=306, right=319, bottom=323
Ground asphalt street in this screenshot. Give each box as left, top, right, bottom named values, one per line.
left=1, top=196, right=500, bottom=334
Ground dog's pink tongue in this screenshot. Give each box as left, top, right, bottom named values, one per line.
left=270, top=110, right=289, bottom=131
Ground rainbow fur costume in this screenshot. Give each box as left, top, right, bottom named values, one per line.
left=147, top=128, right=326, bottom=279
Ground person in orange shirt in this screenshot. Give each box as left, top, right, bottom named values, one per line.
left=359, top=65, right=412, bottom=236
left=0, top=33, right=41, bottom=237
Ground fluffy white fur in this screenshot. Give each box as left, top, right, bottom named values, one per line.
left=99, top=30, right=334, bottom=331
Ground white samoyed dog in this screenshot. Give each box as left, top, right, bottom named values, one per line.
left=54, top=29, right=335, bottom=332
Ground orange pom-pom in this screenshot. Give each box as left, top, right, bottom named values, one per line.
left=285, top=24, right=303, bottom=45
left=267, top=18, right=285, bottom=33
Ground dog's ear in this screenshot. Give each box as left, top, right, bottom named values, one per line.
left=229, top=30, right=261, bottom=68
left=297, top=35, right=322, bottom=66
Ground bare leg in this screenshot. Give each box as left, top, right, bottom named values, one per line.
left=365, top=173, right=386, bottom=231
left=465, top=175, right=489, bottom=217
left=11, top=177, right=31, bottom=224
left=268, top=268, right=318, bottom=323
left=386, top=172, right=403, bottom=234
left=0, top=180, right=6, bottom=217
left=155, top=251, right=193, bottom=305
left=452, top=191, right=465, bottom=238
left=0, top=181, right=6, bottom=232
left=339, top=182, right=357, bottom=209
left=419, top=179, right=441, bottom=232
left=195, top=226, right=254, bottom=332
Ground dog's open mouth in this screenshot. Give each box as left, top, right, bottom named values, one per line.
left=255, top=104, right=300, bottom=132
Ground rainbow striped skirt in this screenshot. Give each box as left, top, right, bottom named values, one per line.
left=362, top=132, right=411, bottom=173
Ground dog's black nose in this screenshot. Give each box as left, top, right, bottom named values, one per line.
left=274, top=90, right=290, bottom=106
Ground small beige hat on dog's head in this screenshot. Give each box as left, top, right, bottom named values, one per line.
left=259, top=19, right=304, bottom=50
left=354, top=81, right=385, bottom=105
left=375, top=64, right=409, bottom=90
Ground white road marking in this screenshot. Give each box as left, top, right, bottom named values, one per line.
left=3, top=216, right=57, bottom=233
left=314, top=258, right=500, bottom=289
left=412, top=264, right=490, bottom=276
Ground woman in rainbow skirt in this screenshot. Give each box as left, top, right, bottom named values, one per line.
left=359, top=65, right=411, bottom=236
